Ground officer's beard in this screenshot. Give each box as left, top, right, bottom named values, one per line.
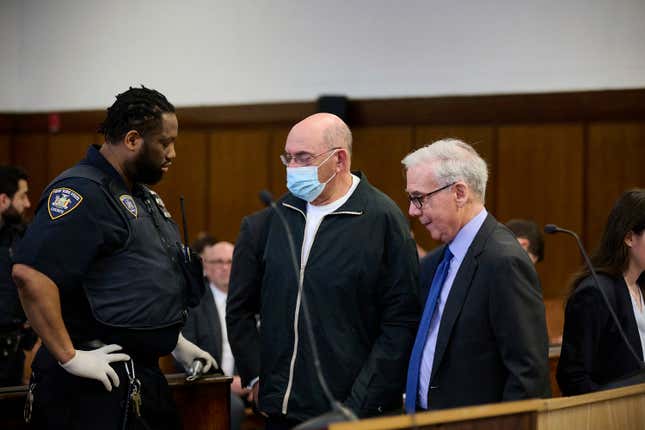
left=126, top=140, right=164, bottom=185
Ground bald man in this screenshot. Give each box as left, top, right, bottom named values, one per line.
left=181, top=239, right=246, bottom=430
left=227, top=113, right=419, bottom=428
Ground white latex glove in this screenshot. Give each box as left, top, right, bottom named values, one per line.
left=59, top=344, right=131, bottom=391
left=172, top=333, right=218, bottom=373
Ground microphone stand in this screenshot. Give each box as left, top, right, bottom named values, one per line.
left=259, top=191, right=358, bottom=429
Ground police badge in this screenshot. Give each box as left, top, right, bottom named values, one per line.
left=119, top=195, right=138, bottom=218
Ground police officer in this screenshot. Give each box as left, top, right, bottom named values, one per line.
left=11, top=86, right=216, bottom=430
left=0, top=165, right=32, bottom=386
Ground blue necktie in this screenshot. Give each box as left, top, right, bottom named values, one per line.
left=405, top=247, right=453, bottom=413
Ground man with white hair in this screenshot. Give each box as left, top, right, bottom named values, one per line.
left=403, top=139, right=550, bottom=412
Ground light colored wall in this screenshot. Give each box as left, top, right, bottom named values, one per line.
left=0, top=1, right=20, bottom=111
left=3, top=0, right=645, bottom=111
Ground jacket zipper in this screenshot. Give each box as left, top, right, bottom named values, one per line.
left=281, top=203, right=309, bottom=414
left=279, top=203, right=362, bottom=415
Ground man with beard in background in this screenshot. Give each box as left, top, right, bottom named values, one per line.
left=0, top=165, right=34, bottom=386
left=11, top=86, right=216, bottom=429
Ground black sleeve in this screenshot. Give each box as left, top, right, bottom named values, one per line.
left=13, top=178, right=128, bottom=292
left=489, top=253, right=551, bottom=400
left=556, top=286, right=607, bottom=395
left=344, top=211, right=420, bottom=417
left=226, top=212, right=266, bottom=387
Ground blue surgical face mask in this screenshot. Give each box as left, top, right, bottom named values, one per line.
left=286, top=150, right=338, bottom=202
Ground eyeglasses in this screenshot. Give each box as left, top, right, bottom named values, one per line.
left=280, top=147, right=341, bottom=167
left=408, top=182, right=455, bottom=209
left=202, top=259, right=232, bottom=266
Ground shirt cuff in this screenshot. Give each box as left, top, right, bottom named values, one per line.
left=246, top=376, right=259, bottom=390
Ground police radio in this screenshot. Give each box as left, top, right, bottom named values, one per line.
left=179, top=195, right=191, bottom=262
left=177, top=196, right=206, bottom=308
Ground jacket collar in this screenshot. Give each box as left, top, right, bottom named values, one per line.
left=281, top=171, right=369, bottom=215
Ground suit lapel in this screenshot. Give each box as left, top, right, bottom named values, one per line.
left=430, top=215, right=497, bottom=380
left=616, top=277, right=645, bottom=361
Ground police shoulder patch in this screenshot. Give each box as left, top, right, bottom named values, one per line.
left=47, top=187, right=83, bottom=220
left=119, top=194, right=138, bottom=218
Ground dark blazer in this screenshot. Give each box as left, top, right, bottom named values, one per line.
left=557, top=274, right=644, bottom=395
left=418, top=214, right=551, bottom=410
left=182, top=284, right=223, bottom=364
left=226, top=207, right=272, bottom=386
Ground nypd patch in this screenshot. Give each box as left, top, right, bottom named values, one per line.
left=119, top=194, right=138, bottom=218
left=47, top=187, right=83, bottom=220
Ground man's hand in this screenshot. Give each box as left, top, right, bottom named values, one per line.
left=250, top=380, right=260, bottom=404
left=247, top=380, right=267, bottom=416
left=59, top=344, right=130, bottom=391
left=231, top=375, right=250, bottom=397
left=172, top=333, right=218, bottom=373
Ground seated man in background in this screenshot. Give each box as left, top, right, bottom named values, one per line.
left=182, top=237, right=247, bottom=430
left=506, top=219, right=544, bottom=265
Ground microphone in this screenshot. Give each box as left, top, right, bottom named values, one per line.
left=258, top=190, right=358, bottom=428
left=259, top=190, right=274, bottom=208
left=543, top=224, right=559, bottom=235
left=186, top=358, right=205, bottom=382
left=544, top=224, right=645, bottom=375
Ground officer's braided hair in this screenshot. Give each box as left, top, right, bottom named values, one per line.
left=98, top=85, right=175, bottom=144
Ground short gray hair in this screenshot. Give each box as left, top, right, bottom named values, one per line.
left=402, top=138, right=488, bottom=202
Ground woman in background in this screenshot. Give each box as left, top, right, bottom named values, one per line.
left=557, top=189, right=645, bottom=395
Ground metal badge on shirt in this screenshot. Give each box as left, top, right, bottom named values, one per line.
left=148, top=190, right=172, bottom=219
left=119, top=194, right=138, bottom=218
left=47, top=187, right=83, bottom=220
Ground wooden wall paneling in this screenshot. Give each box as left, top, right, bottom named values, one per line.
left=351, top=126, right=414, bottom=212
left=208, top=129, right=271, bottom=243
left=350, top=88, right=645, bottom=126
left=11, top=134, right=50, bottom=218
left=268, top=128, right=290, bottom=200
left=152, top=131, right=209, bottom=241
left=496, top=124, right=584, bottom=302
left=0, top=135, right=10, bottom=164
left=47, top=133, right=95, bottom=180
left=585, top=122, right=645, bottom=249
left=413, top=126, right=497, bottom=253
left=6, top=89, right=645, bottom=134
left=0, top=114, right=14, bottom=133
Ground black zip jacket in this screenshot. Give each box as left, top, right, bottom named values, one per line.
left=227, top=172, right=419, bottom=421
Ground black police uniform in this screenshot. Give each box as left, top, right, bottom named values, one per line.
left=13, top=145, right=204, bottom=430
left=0, top=222, right=28, bottom=386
